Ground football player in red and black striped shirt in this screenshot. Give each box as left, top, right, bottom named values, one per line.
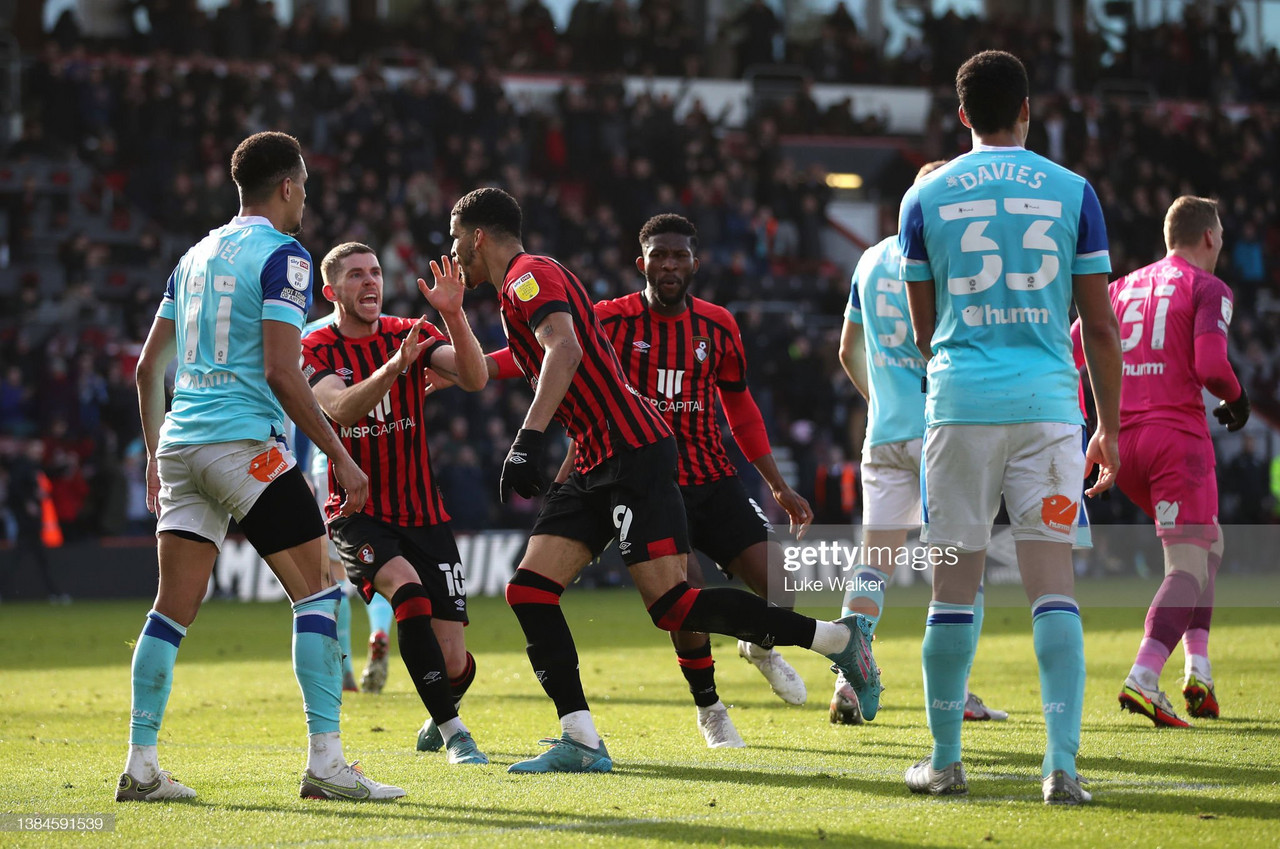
left=302, top=242, right=490, bottom=765
left=447, top=187, right=881, bottom=773
left=593, top=213, right=815, bottom=746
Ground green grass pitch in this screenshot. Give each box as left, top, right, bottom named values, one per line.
left=2, top=577, right=1278, bottom=848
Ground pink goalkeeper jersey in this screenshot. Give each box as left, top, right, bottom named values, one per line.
left=1111, top=256, right=1234, bottom=437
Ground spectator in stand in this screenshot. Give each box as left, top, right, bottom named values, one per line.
left=6, top=15, right=1280, bottom=553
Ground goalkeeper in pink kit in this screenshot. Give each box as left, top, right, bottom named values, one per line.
left=1089, top=196, right=1248, bottom=727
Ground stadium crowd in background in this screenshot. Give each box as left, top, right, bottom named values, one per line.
left=2, top=2, right=1279, bottom=585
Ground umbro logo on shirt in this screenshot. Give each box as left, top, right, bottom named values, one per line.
left=633, top=341, right=651, bottom=350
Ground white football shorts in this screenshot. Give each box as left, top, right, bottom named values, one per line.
left=921, top=422, right=1085, bottom=552
left=156, top=438, right=298, bottom=548
left=860, top=438, right=923, bottom=529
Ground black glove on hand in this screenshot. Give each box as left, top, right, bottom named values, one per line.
left=1212, top=387, right=1250, bottom=432
left=500, top=428, right=547, bottom=503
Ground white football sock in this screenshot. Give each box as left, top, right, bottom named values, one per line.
left=307, top=731, right=346, bottom=779
left=125, top=744, right=160, bottom=782
left=1127, top=664, right=1160, bottom=692
left=437, top=717, right=467, bottom=741
left=810, top=620, right=850, bottom=655
left=560, top=710, right=601, bottom=748
left=1185, top=654, right=1213, bottom=683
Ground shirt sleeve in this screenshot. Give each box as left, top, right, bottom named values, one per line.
left=716, top=313, right=749, bottom=392
left=719, top=385, right=770, bottom=462
left=300, top=335, right=334, bottom=386
left=1192, top=275, right=1234, bottom=339
left=416, top=319, right=450, bottom=368
left=260, top=243, right=313, bottom=327
left=156, top=264, right=179, bottom=320
left=1072, top=181, right=1111, bottom=276
left=504, top=264, right=571, bottom=332
left=898, top=187, right=931, bottom=283
left=846, top=261, right=865, bottom=324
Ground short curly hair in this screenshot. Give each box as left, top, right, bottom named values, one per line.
left=639, top=213, right=698, bottom=251
left=955, top=51, right=1028, bottom=136
left=230, top=132, right=303, bottom=203
left=451, top=187, right=523, bottom=240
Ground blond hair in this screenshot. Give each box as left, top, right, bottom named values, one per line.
left=1164, top=196, right=1219, bottom=249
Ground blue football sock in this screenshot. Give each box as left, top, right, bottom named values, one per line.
left=367, top=591, right=393, bottom=636
left=335, top=586, right=354, bottom=677
left=293, top=586, right=343, bottom=735
left=922, top=602, right=975, bottom=769
left=965, top=583, right=985, bottom=683
left=841, top=566, right=890, bottom=632
left=1032, top=594, right=1085, bottom=778
left=129, top=610, right=188, bottom=746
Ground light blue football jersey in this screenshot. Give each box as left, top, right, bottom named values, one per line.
left=156, top=216, right=313, bottom=447
left=296, top=312, right=339, bottom=478
left=846, top=236, right=926, bottom=446
left=898, top=145, right=1110, bottom=426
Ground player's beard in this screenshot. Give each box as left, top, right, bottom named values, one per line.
left=650, top=275, right=690, bottom=307
left=286, top=208, right=305, bottom=237
left=458, top=257, right=483, bottom=290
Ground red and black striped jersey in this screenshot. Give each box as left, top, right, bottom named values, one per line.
left=595, top=292, right=748, bottom=486
left=301, top=316, right=451, bottom=526
left=498, top=253, right=671, bottom=472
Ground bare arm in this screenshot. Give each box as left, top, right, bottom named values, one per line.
left=838, top=319, right=870, bottom=399
left=523, top=311, right=582, bottom=432
left=312, top=320, right=434, bottom=427
left=135, top=315, right=177, bottom=515
left=751, top=452, right=813, bottom=539
left=415, top=256, right=488, bottom=392
left=905, top=279, right=936, bottom=361
left=1072, top=271, right=1123, bottom=495
left=263, top=319, right=368, bottom=516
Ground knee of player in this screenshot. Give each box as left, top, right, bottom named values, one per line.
left=505, top=567, right=565, bottom=607
left=389, top=582, right=434, bottom=620
left=647, top=580, right=699, bottom=631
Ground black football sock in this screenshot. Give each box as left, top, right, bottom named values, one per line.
left=676, top=639, right=720, bottom=708
left=649, top=583, right=818, bottom=649
left=450, top=651, right=477, bottom=708
left=391, top=584, right=458, bottom=725
left=505, top=568, right=589, bottom=718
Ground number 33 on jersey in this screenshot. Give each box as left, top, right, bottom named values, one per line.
left=898, top=146, right=1111, bottom=427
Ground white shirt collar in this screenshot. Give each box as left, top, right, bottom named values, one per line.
left=972, top=143, right=1024, bottom=152
left=230, top=215, right=272, bottom=227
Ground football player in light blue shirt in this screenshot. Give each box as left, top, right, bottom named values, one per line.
left=294, top=317, right=396, bottom=694
left=896, top=51, right=1122, bottom=804
left=844, top=235, right=926, bottom=450
left=121, top=132, right=403, bottom=803
left=832, top=160, right=1007, bottom=726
